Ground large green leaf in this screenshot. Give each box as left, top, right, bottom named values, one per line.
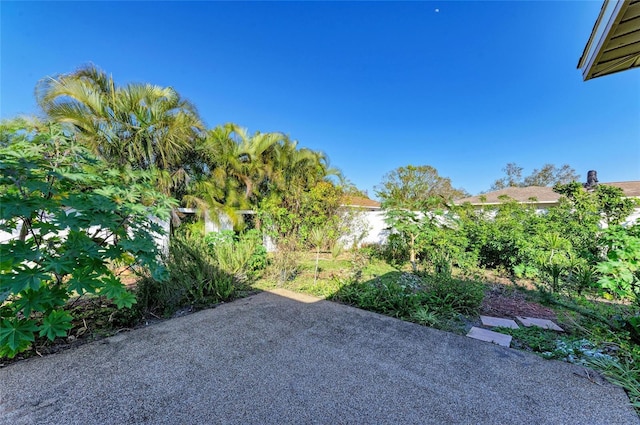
left=10, top=288, right=51, bottom=316
left=0, top=239, right=40, bottom=265
left=0, top=318, right=37, bottom=352
left=66, top=267, right=101, bottom=295
left=113, top=291, right=137, bottom=309
left=98, top=275, right=136, bottom=309
left=1, top=265, right=49, bottom=294
left=42, top=255, right=77, bottom=276
left=39, top=310, right=73, bottom=341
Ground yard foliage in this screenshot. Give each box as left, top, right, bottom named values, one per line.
left=0, top=119, right=174, bottom=357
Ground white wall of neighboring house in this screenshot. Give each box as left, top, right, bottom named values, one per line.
left=360, top=211, right=391, bottom=245
left=0, top=226, right=21, bottom=244
left=151, top=216, right=171, bottom=255
left=338, top=210, right=389, bottom=249
left=623, top=208, right=640, bottom=227
left=2, top=213, right=170, bottom=256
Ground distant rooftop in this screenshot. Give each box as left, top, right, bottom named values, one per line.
left=455, top=181, right=640, bottom=206
left=455, top=186, right=559, bottom=205
left=342, top=196, right=381, bottom=210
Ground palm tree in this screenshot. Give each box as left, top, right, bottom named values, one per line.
left=265, top=136, right=341, bottom=201
left=207, top=123, right=284, bottom=202
left=36, top=64, right=203, bottom=196
left=179, top=123, right=288, bottom=229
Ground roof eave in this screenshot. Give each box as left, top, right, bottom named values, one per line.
left=578, top=0, right=636, bottom=80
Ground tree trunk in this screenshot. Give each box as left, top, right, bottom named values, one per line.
left=409, top=233, right=417, bottom=272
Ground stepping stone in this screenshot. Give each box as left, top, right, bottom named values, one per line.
left=480, top=315, right=519, bottom=329
left=466, top=327, right=512, bottom=347
left=516, top=316, right=564, bottom=332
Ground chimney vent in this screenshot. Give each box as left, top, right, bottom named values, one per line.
left=584, top=170, right=598, bottom=190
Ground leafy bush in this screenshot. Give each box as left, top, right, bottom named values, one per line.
left=597, top=225, right=640, bottom=305
left=357, top=243, right=382, bottom=260
left=380, top=233, right=409, bottom=269
left=569, top=263, right=598, bottom=296
left=0, top=121, right=173, bottom=358
left=137, top=234, right=237, bottom=316
left=420, top=274, right=485, bottom=316
left=410, top=306, right=440, bottom=326
left=204, top=228, right=267, bottom=276
left=170, top=236, right=236, bottom=303
left=241, top=229, right=268, bottom=272
left=204, top=229, right=236, bottom=249
left=513, top=263, right=539, bottom=279
left=331, top=272, right=484, bottom=321
left=461, top=200, right=539, bottom=271
left=332, top=277, right=423, bottom=318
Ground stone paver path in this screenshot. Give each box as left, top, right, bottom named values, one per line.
left=517, top=316, right=564, bottom=332
left=466, top=327, right=513, bottom=347
left=480, top=315, right=519, bottom=329
left=468, top=315, right=565, bottom=347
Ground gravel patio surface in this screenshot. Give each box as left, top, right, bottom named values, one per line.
left=1, top=289, right=637, bottom=425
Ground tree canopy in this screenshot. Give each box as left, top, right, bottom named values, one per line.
left=34, top=65, right=340, bottom=228
left=490, top=163, right=579, bottom=191
left=375, top=165, right=467, bottom=210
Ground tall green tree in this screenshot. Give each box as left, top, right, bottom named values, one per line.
left=375, top=165, right=467, bottom=210
left=490, top=162, right=579, bottom=190
left=258, top=138, right=342, bottom=247
left=36, top=64, right=204, bottom=195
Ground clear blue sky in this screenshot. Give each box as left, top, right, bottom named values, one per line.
left=2, top=1, right=639, bottom=196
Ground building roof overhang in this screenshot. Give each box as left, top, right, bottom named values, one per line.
left=578, top=0, right=640, bottom=80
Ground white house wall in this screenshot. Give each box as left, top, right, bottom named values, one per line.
left=338, top=210, right=390, bottom=248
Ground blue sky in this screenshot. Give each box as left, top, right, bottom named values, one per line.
left=2, top=1, right=639, bottom=196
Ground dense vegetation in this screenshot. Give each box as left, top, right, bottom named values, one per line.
left=1, top=65, right=638, bottom=414
left=1, top=66, right=344, bottom=358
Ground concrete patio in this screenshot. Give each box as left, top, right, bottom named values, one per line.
left=1, top=289, right=637, bottom=425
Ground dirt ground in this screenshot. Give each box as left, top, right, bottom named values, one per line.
left=480, top=283, right=557, bottom=320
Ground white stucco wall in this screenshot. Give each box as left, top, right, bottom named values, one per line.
left=622, top=208, right=640, bottom=227
left=337, top=210, right=390, bottom=248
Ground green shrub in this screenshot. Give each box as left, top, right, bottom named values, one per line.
left=597, top=225, right=640, bottom=305
left=410, top=306, right=440, bottom=326
left=135, top=274, right=185, bottom=317
left=203, top=229, right=267, bottom=276
left=421, top=274, right=485, bottom=316
left=136, top=235, right=237, bottom=316
left=0, top=122, right=173, bottom=358
left=204, top=230, right=235, bottom=249
left=171, top=236, right=236, bottom=303
left=513, top=263, right=539, bottom=279
left=569, top=263, right=598, bottom=296
left=240, top=229, right=268, bottom=269
left=332, top=272, right=484, bottom=321
left=332, top=277, right=422, bottom=318
left=358, top=243, right=382, bottom=260
left=380, top=233, right=409, bottom=269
